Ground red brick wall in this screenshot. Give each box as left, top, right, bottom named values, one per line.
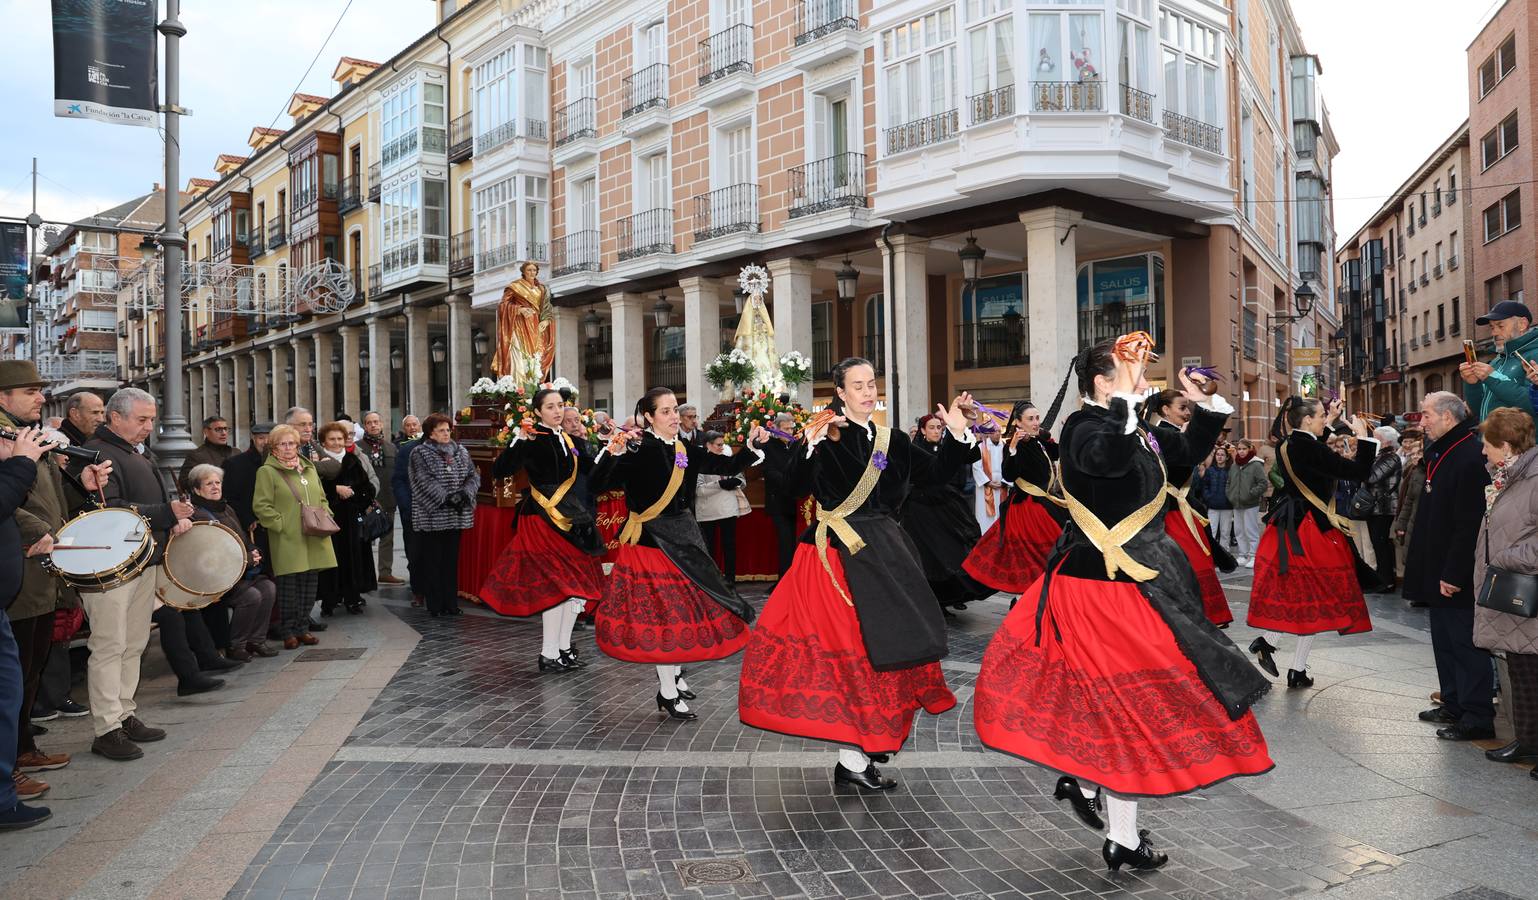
left=756, top=75, right=804, bottom=233
left=1468, top=2, right=1536, bottom=316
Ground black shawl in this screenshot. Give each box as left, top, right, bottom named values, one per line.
left=494, top=425, right=603, bottom=556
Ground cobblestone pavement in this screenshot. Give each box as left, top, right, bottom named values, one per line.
left=6, top=565, right=1538, bottom=899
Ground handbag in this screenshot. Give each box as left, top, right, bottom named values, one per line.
left=1477, top=529, right=1538, bottom=618
left=1348, top=482, right=1378, bottom=519
left=359, top=502, right=391, bottom=542
left=279, top=469, right=340, bottom=537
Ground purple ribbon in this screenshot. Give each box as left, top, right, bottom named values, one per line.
left=1183, top=366, right=1222, bottom=381
left=674, top=451, right=689, bottom=469
left=766, top=425, right=797, bottom=440
left=872, top=450, right=889, bottom=471
left=1144, top=430, right=1161, bottom=455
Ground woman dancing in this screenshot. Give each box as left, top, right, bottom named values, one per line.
left=590, top=388, right=768, bottom=720
left=973, top=335, right=1272, bottom=872
left=480, top=387, right=605, bottom=673
left=739, top=358, right=976, bottom=792
left=1144, top=389, right=1233, bottom=626
left=1247, top=396, right=1376, bottom=687
left=899, top=413, right=992, bottom=612
left=963, top=401, right=1068, bottom=599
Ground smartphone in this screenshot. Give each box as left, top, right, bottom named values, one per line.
left=1464, top=339, right=1478, bottom=364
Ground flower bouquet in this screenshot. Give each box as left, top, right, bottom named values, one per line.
left=706, top=348, right=758, bottom=392
left=779, top=350, right=813, bottom=388
left=724, top=389, right=809, bottom=448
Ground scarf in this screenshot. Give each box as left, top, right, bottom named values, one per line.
left=192, top=494, right=228, bottom=514
left=320, top=447, right=346, bottom=463
left=1487, top=455, right=1513, bottom=514
left=981, top=439, right=998, bottom=517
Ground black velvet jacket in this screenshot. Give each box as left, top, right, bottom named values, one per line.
left=494, top=424, right=602, bottom=554
left=993, top=437, right=1068, bottom=532
left=1269, top=428, right=1376, bottom=534
left=786, top=421, right=970, bottom=535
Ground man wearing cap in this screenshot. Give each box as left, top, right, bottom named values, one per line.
left=1460, top=300, right=1538, bottom=421
left=0, top=362, right=111, bottom=799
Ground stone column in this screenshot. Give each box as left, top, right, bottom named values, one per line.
left=230, top=355, right=250, bottom=448
left=679, top=276, right=723, bottom=410
left=293, top=337, right=315, bottom=413
left=214, top=360, right=233, bottom=424
left=879, top=234, right=930, bottom=427
left=188, top=362, right=204, bottom=430
left=767, top=258, right=815, bottom=405
left=405, top=305, right=432, bottom=416
left=446, top=294, right=473, bottom=407
left=270, top=344, right=291, bottom=421
left=313, top=332, right=336, bottom=422
left=340, top=325, right=363, bottom=419
left=252, top=350, right=271, bottom=440
left=202, top=366, right=218, bottom=423
left=1021, top=208, right=1083, bottom=430
left=607, top=292, right=646, bottom=415
left=553, top=306, right=583, bottom=388
left=368, top=317, right=393, bottom=421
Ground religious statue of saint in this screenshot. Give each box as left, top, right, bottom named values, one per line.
left=492, top=261, right=555, bottom=383
left=733, top=267, right=784, bottom=396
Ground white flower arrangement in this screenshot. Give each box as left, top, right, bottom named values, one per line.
left=551, top=376, right=576, bottom=393
left=779, top=350, right=813, bottom=387
left=706, top=348, right=759, bottom=391
left=737, top=264, right=770, bottom=298
left=470, top=377, right=498, bottom=397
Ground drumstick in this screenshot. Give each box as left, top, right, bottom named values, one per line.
left=50, top=545, right=112, bottom=550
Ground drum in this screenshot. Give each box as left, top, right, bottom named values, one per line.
left=43, top=508, right=155, bottom=592
left=156, top=520, right=247, bottom=610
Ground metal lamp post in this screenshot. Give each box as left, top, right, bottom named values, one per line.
left=152, top=0, right=196, bottom=478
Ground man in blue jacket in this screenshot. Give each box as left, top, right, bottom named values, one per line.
left=1460, top=300, right=1538, bottom=421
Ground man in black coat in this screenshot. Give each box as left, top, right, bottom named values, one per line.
left=761, top=412, right=801, bottom=577
left=221, top=422, right=273, bottom=534
left=1403, top=391, right=1495, bottom=740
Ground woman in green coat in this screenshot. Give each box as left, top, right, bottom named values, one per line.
left=252, top=424, right=337, bottom=649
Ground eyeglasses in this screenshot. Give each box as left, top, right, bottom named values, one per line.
left=209, top=426, right=230, bottom=432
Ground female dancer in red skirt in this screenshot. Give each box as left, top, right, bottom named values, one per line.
left=1247, top=395, right=1375, bottom=687
left=590, top=388, right=768, bottom=720
left=1143, top=389, right=1234, bottom=626
left=479, top=387, right=605, bottom=673
left=739, top=357, right=976, bottom=792
left=963, top=401, right=1068, bottom=598
left=974, top=335, right=1272, bottom=872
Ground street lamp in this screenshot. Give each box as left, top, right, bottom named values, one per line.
left=431, top=337, right=446, bottom=364
left=390, top=346, right=404, bottom=371
left=651, top=294, right=673, bottom=328
left=582, top=307, right=602, bottom=341
left=732, top=287, right=747, bottom=316
left=331, top=355, right=342, bottom=376
left=359, top=348, right=369, bottom=370
left=244, top=370, right=253, bottom=390
left=284, top=363, right=294, bottom=380
left=958, top=235, right=986, bottom=284
left=472, top=328, right=489, bottom=356
left=1266, top=284, right=1317, bottom=327
left=835, top=259, right=858, bottom=309
left=307, top=358, right=316, bottom=378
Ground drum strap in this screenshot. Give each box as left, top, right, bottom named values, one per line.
left=617, top=440, right=687, bottom=545
left=815, top=425, right=891, bottom=607
left=530, top=434, right=579, bottom=532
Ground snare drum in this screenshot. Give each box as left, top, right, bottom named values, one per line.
left=43, top=508, right=155, bottom=592
left=156, top=520, right=247, bottom=610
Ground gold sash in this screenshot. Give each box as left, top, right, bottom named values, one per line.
left=814, top=425, right=891, bottom=607
left=1279, top=443, right=1353, bottom=533
left=1060, top=453, right=1169, bottom=582
left=1015, top=477, right=1069, bottom=508
left=1165, top=480, right=1211, bottom=554
left=617, top=439, right=688, bottom=545
left=1012, top=442, right=1068, bottom=507
left=529, top=432, right=579, bottom=532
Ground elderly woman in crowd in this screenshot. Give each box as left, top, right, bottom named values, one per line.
left=408, top=413, right=480, bottom=617
left=1359, top=426, right=1403, bottom=593
left=185, top=464, right=278, bottom=660
left=315, top=421, right=377, bottom=616
left=252, top=424, right=336, bottom=649
left=1472, top=407, right=1538, bottom=779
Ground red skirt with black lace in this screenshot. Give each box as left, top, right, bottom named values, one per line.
left=962, top=496, right=1063, bottom=594
left=1163, top=510, right=1233, bottom=626
left=1249, top=515, right=1372, bottom=636
left=595, top=543, right=752, bottom=663
left=738, top=543, right=957, bottom=755
left=478, top=513, right=604, bottom=617
left=973, top=570, right=1273, bottom=797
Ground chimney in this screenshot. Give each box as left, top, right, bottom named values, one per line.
left=332, top=57, right=382, bottom=89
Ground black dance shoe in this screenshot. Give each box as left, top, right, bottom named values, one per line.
left=867, top=753, right=891, bottom=764
left=538, top=654, right=574, bottom=673
left=1102, top=833, right=1168, bottom=872
left=656, top=693, right=698, bottom=721
left=558, top=649, right=586, bottom=669
left=1286, top=668, right=1314, bottom=689
left=1485, top=741, right=1538, bottom=764
left=834, top=763, right=896, bottom=792
left=1053, top=776, right=1104, bottom=831
left=1248, top=637, right=1279, bottom=677
left=674, top=674, right=696, bottom=701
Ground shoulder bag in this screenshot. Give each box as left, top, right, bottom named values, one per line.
left=279, top=469, right=340, bottom=537
left=1476, top=520, right=1538, bottom=618
left=359, top=502, right=392, bottom=542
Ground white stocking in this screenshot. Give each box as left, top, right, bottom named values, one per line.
left=1080, top=781, right=1099, bottom=800
left=656, top=665, right=686, bottom=710
left=838, top=748, right=870, bottom=772
left=558, top=598, right=581, bottom=652
left=1106, top=792, right=1140, bottom=850
left=1292, top=634, right=1316, bottom=672
left=675, top=667, right=690, bottom=693
left=1264, top=631, right=1284, bottom=649
left=540, top=608, right=562, bottom=659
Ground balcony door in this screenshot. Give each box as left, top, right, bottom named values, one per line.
left=812, top=92, right=852, bottom=198
left=572, top=60, right=594, bottom=100
left=716, top=124, right=752, bottom=188
left=641, top=22, right=666, bottom=67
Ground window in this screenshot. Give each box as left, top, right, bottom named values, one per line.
left=863, top=294, right=886, bottom=372
left=1484, top=190, right=1522, bottom=242
left=1479, top=34, right=1518, bottom=96
left=475, top=49, right=518, bottom=144
left=570, top=176, right=597, bottom=233
left=1239, top=104, right=1254, bottom=221
left=1160, top=9, right=1219, bottom=124
left=811, top=302, right=832, bottom=376
left=640, top=21, right=665, bottom=66
left=1437, top=304, right=1445, bottom=337
left=474, top=177, right=516, bottom=262
left=1274, top=155, right=1286, bottom=255
left=717, top=124, right=752, bottom=186
left=640, top=151, right=669, bottom=210
left=959, top=272, right=1028, bottom=369
left=79, top=309, right=116, bottom=332
left=966, top=12, right=1014, bottom=103
left=1482, top=112, right=1519, bottom=169
left=78, top=232, right=114, bottom=253
left=1435, top=241, right=1443, bottom=268
left=1076, top=253, right=1166, bottom=352
left=382, top=81, right=420, bottom=164
left=812, top=90, right=852, bottom=159
left=1486, top=267, right=1525, bottom=306
left=882, top=9, right=957, bottom=129
left=1117, top=16, right=1153, bottom=94
left=1453, top=297, right=1461, bottom=330
left=1449, top=168, right=1458, bottom=203
left=571, top=59, right=594, bottom=100
left=523, top=175, right=548, bottom=260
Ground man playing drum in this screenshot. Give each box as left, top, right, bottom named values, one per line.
left=71, top=388, right=194, bottom=762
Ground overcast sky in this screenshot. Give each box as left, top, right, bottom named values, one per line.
left=0, top=0, right=1502, bottom=249
left=0, top=0, right=430, bottom=229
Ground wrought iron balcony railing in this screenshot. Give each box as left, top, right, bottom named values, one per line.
left=616, top=208, right=674, bottom=260
left=449, top=112, right=474, bottom=162
left=797, top=0, right=858, bottom=45
left=1163, top=110, right=1223, bottom=153
left=699, top=24, right=753, bottom=85
left=788, top=152, right=866, bottom=218
left=552, top=230, right=601, bottom=277
left=554, top=97, right=597, bottom=146
left=969, top=85, right=1015, bottom=124
left=368, top=162, right=381, bottom=201
left=1032, top=81, right=1104, bottom=112
left=337, top=173, right=361, bottom=214
left=693, top=184, right=759, bottom=242
left=266, top=218, right=287, bottom=249
left=623, top=63, right=669, bottom=118
left=884, top=109, right=958, bottom=155
left=1121, top=84, right=1154, bottom=123
left=478, top=243, right=518, bottom=273
left=449, top=231, right=474, bottom=277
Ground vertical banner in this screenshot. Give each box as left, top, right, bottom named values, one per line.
left=0, top=222, right=28, bottom=330
left=52, top=0, right=158, bottom=127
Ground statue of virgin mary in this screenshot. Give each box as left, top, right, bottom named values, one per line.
left=733, top=265, right=784, bottom=396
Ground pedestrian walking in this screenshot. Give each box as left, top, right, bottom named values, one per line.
left=1227, top=440, right=1267, bottom=566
